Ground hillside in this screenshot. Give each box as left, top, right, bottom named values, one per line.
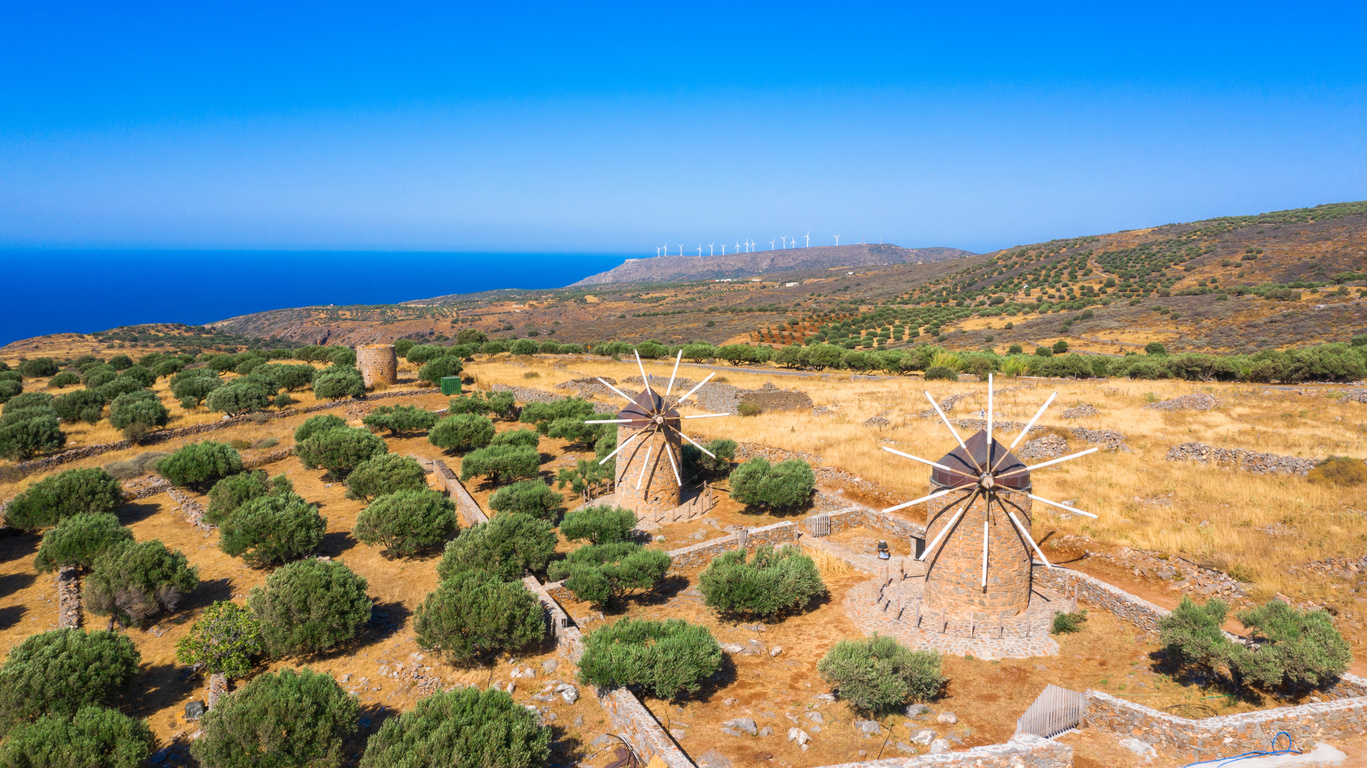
left=571, top=243, right=974, bottom=285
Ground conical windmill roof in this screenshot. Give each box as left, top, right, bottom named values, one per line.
left=931, top=430, right=1030, bottom=490
left=616, top=386, right=680, bottom=429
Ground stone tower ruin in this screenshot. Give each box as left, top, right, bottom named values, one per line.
left=356, top=344, right=398, bottom=389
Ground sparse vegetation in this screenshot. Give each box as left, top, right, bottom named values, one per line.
left=818, top=635, right=945, bottom=713
left=577, top=618, right=722, bottom=700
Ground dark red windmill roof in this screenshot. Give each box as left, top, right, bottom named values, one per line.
left=930, top=429, right=1030, bottom=490
left=616, top=386, right=680, bottom=429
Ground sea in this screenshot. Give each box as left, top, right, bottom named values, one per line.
left=0, top=249, right=629, bottom=346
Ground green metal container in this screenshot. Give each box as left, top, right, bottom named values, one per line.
left=440, top=377, right=462, bottom=396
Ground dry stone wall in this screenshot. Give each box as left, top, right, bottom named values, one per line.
left=56, top=566, right=81, bottom=628
left=1165, top=442, right=1315, bottom=477
left=424, top=458, right=490, bottom=527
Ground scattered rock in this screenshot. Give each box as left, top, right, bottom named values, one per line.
left=787, top=727, right=811, bottom=746
left=556, top=684, right=579, bottom=704
left=813, top=693, right=836, bottom=703
left=1165, top=442, right=1315, bottom=477
left=905, top=703, right=931, bottom=718
left=769, top=646, right=784, bottom=657
left=541, top=659, right=558, bottom=674
left=806, top=711, right=824, bottom=724
left=929, top=738, right=952, bottom=754
left=855, top=719, right=881, bottom=737
left=722, top=697, right=737, bottom=706
left=1146, top=393, right=1221, bottom=412
left=723, top=718, right=758, bottom=736
left=896, top=741, right=915, bottom=754
left=1119, top=737, right=1157, bottom=759
left=936, top=711, right=958, bottom=725
left=758, top=726, right=772, bottom=737
left=590, top=734, right=614, bottom=748
left=1062, top=403, right=1100, bottom=419
left=911, top=728, right=937, bottom=745
left=696, top=750, right=733, bottom=768
left=184, top=701, right=206, bottom=722
left=1018, top=433, right=1068, bottom=462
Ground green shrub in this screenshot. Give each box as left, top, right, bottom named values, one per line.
left=3, top=467, right=124, bottom=530
left=192, top=668, right=358, bottom=768
left=45, top=371, right=80, bottom=389
left=312, top=366, right=365, bottom=400
left=519, top=398, right=594, bottom=434
left=101, top=451, right=168, bottom=481
left=577, top=619, right=721, bottom=700
left=414, top=570, right=545, bottom=665
left=428, top=413, right=495, bottom=454
left=559, top=505, right=635, bottom=545
left=1158, top=597, right=1238, bottom=684
left=437, top=513, right=556, bottom=581
left=169, top=370, right=222, bottom=405
left=359, top=687, right=550, bottom=768
left=0, top=410, right=64, bottom=460
left=1236, top=601, right=1351, bottom=691
left=817, top=635, right=944, bottom=713
left=346, top=453, right=429, bottom=501
left=108, top=389, right=169, bottom=439
left=81, top=367, right=118, bottom=390
left=491, top=427, right=540, bottom=449
left=293, top=413, right=347, bottom=442
left=393, top=339, right=417, bottom=358
left=1051, top=609, right=1089, bottom=635
left=0, top=705, right=154, bottom=768
left=0, top=379, right=21, bottom=405
left=170, top=603, right=264, bottom=687
left=151, top=359, right=186, bottom=379
left=206, top=470, right=292, bottom=526
left=488, top=479, right=562, bottom=520
left=206, top=380, right=271, bottom=415
left=447, top=393, right=494, bottom=416
left=33, top=513, right=132, bottom=572
left=296, top=426, right=388, bottom=480
left=555, top=458, right=614, bottom=500
left=405, top=344, right=447, bottom=364
left=96, top=375, right=146, bottom=402
left=261, top=363, right=317, bottom=392
left=52, top=388, right=105, bottom=424
left=219, top=492, right=327, bottom=566
left=1307, top=456, right=1367, bottom=487
left=3, top=392, right=54, bottom=413
left=458, top=444, right=540, bottom=486
left=156, top=441, right=243, bottom=489
left=682, top=437, right=736, bottom=477
left=729, top=456, right=815, bottom=512
left=84, top=540, right=199, bottom=627
left=923, top=365, right=958, bottom=381
left=17, top=358, right=59, bottom=378
left=544, top=417, right=605, bottom=448
left=0, top=629, right=140, bottom=734
left=248, top=558, right=372, bottom=657
left=546, top=541, right=670, bottom=607
left=363, top=404, right=438, bottom=435
left=106, top=355, right=133, bottom=371
left=418, top=356, right=464, bottom=385
left=699, top=545, right=825, bottom=619
left=355, top=489, right=457, bottom=557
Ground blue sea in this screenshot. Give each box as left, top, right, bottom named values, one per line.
left=0, top=250, right=629, bottom=346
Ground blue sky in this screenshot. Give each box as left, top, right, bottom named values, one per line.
left=2, top=2, right=1365, bottom=255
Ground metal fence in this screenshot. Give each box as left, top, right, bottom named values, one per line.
left=1016, top=684, right=1085, bottom=738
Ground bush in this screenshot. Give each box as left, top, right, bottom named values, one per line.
left=414, top=570, right=545, bottom=665
left=45, top=371, right=80, bottom=389
left=293, top=413, right=347, bottom=443
left=488, top=479, right=562, bottom=519
left=346, top=453, right=429, bottom=501
left=359, top=687, right=550, bottom=768
left=0, top=379, right=21, bottom=405
left=393, top=339, right=417, bottom=358
left=458, top=444, right=540, bottom=486
left=170, top=370, right=222, bottom=405
left=1051, top=609, right=1089, bottom=635
left=84, top=539, right=199, bottom=627
left=0, top=706, right=154, bottom=768
left=419, top=356, right=464, bottom=385
left=363, top=404, right=438, bottom=435
left=545, top=417, right=604, bottom=447
left=0, top=410, right=64, bottom=460
left=108, top=389, right=170, bottom=438
left=297, top=426, right=388, bottom=480
left=219, top=492, right=327, bottom=566
left=1307, top=456, right=1367, bottom=487
left=312, top=366, right=366, bottom=400
left=206, top=470, right=292, bottom=526
left=101, top=451, right=168, bottom=481
left=448, top=393, right=494, bottom=416
left=729, top=456, right=815, bottom=512
left=52, top=388, right=105, bottom=423
left=248, top=558, right=372, bottom=657
left=923, top=365, right=958, bottom=381
left=519, top=398, right=594, bottom=433
left=817, top=635, right=944, bottom=713
left=355, top=489, right=457, bottom=556
left=206, top=380, right=271, bottom=415
left=578, top=619, right=721, bottom=700
left=106, top=355, right=134, bottom=371
left=546, top=541, right=671, bottom=607
left=120, top=366, right=156, bottom=388
left=1236, top=600, right=1351, bottom=691
left=405, top=344, right=447, bottom=364
left=1145, top=341, right=1169, bottom=356
left=699, top=545, right=825, bottom=619
left=3, top=467, right=124, bottom=530
left=262, top=363, right=317, bottom=392
left=17, top=358, right=59, bottom=378
left=192, top=668, right=358, bottom=768
left=490, top=428, right=538, bottom=450
left=81, top=367, right=118, bottom=390
left=428, top=413, right=495, bottom=454
left=96, top=375, right=146, bottom=402
left=437, top=513, right=556, bottom=581
left=559, top=505, right=636, bottom=545
left=151, top=358, right=186, bottom=379
left=156, top=441, right=243, bottom=489
left=0, top=629, right=140, bottom=734
left=682, top=437, right=736, bottom=477
left=1159, top=597, right=1235, bottom=681
left=175, top=601, right=265, bottom=680
left=33, top=513, right=132, bottom=572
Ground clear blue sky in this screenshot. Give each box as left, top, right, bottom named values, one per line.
left=2, top=2, right=1365, bottom=255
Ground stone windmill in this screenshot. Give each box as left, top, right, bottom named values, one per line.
left=586, top=350, right=731, bottom=518
left=882, top=375, right=1098, bottom=619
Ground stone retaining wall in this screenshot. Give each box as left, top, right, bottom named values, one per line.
left=813, top=734, right=1071, bottom=767
left=165, top=487, right=213, bottom=532
left=56, top=566, right=81, bottom=628
left=813, top=505, right=927, bottom=541
left=1165, top=442, right=1316, bottom=477
left=426, top=459, right=490, bottom=527
left=664, top=520, right=801, bottom=572
left=1033, top=565, right=1168, bottom=634
left=1083, top=688, right=1367, bottom=762
left=10, top=387, right=439, bottom=477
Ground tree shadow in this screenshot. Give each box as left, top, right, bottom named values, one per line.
left=355, top=701, right=399, bottom=740
left=320, top=530, right=358, bottom=558
left=184, top=577, right=234, bottom=612
left=633, top=575, right=690, bottom=607
left=687, top=653, right=739, bottom=703
left=119, top=501, right=161, bottom=525
left=0, top=532, right=39, bottom=565
left=0, top=571, right=37, bottom=598
left=0, top=604, right=26, bottom=631
left=127, top=661, right=193, bottom=719
left=315, top=600, right=414, bottom=658
left=549, top=725, right=587, bottom=766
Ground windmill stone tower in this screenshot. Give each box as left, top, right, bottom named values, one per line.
left=613, top=387, right=683, bottom=518
left=923, top=430, right=1035, bottom=618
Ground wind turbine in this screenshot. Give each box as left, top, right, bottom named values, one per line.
left=678, top=245, right=684, bottom=257
left=721, top=244, right=727, bottom=255
left=769, top=239, right=776, bottom=250
left=696, top=245, right=702, bottom=257
left=834, top=234, right=841, bottom=245
left=781, top=235, right=787, bottom=249
left=735, top=241, right=741, bottom=254
left=804, top=232, right=810, bottom=247
left=709, top=242, right=715, bottom=256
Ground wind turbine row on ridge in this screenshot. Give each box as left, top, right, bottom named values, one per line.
left=653, top=235, right=848, bottom=256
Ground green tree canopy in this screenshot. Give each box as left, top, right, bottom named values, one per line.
left=0, top=629, right=140, bottom=735
left=427, top=413, right=495, bottom=454
left=359, top=687, right=550, bottom=768
left=218, top=491, right=327, bottom=566
left=0, top=706, right=153, bottom=768
left=817, top=635, right=945, bottom=714
left=175, top=601, right=266, bottom=680
left=699, top=545, right=825, bottom=619
left=414, top=570, right=545, bottom=665
left=487, top=479, right=562, bottom=520
left=577, top=618, right=721, bottom=701
left=33, top=513, right=132, bottom=572
left=363, top=404, right=439, bottom=435
left=559, top=505, right=636, bottom=545
left=728, top=457, right=815, bottom=512
left=458, top=444, right=539, bottom=486
left=296, top=426, right=388, bottom=480
left=248, top=558, right=372, bottom=657
left=84, top=539, right=199, bottom=628
left=354, top=488, right=457, bottom=557
left=4, top=467, right=124, bottom=530
left=345, top=453, right=429, bottom=501
left=546, top=542, right=670, bottom=608
left=192, top=668, right=358, bottom=768
left=437, top=513, right=556, bottom=582
left=156, top=441, right=243, bottom=489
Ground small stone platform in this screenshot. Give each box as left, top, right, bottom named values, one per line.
left=844, top=573, right=1074, bottom=659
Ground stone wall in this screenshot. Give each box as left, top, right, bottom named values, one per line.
left=1165, top=442, right=1316, bottom=477
left=596, top=687, right=695, bottom=768
left=664, top=520, right=801, bottom=572
left=1083, top=688, right=1367, bottom=763
left=426, top=459, right=490, bottom=527
left=1032, top=564, right=1168, bottom=634
left=166, top=487, right=213, bottom=532
left=56, top=566, right=81, bottom=628
left=811, top=734, right=1071, bottom=767
left=11, top=387, right=439, bottom=477
left=636, top=485, right=715, bottom=531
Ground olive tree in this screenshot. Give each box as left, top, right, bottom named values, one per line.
left=206, top=380, right=271, bottom=416
left=0, top=705, right=153, bottom=768
left=84, top=539, right=199, bottom=628
left=577, top=619, right=721, bottom=700
left=206, top=470, right=292, bottom=526
left=363, top=404, right=438, bottom=436
left=546, top=542, right=671, bottom=608
left=312, top=366, right=366, bottom=400
left=427, top=413, right=495, bottom=454
left=175, top=601, right=266, bottom=680
left=354, top=488, right=457, bottom=557
left=699, top=545, right=825, bottom=619
left=728, top=456, right=815, bottom=512
left=437, top=513, right=556, bottom=581
left=414, top=570, right=545, bottom=665
left=248, top=558, right=372, bottom=657
left=488, top=479, right=562, bottom=520
left=170, top=369, right=222, bottom=406
left=33, top=513, right=132, bottom=572
left=192, top=668, right=358, bottom=768
left=156, top=441, right=243, bottom=489
left=218, top=492, right=327, bottom=566
left=559, top=506, right=635, bottom=545
left=817, top=635, right=945, bottom=713
left=345, top=453, right=429, bottom=501
left=0, top=629, right=141, bottom=734
left=52, top=388, right=105, bottom=424
left=293, top=413, right=346, bottom=442
left=3, top=467, right=124, bottom=530
left=418, top=356, right=463, bottom=386
left=359, top=687, right=549, bottom=768
left=108, top=389, right=169, bottom=441
left=458, top=444, right=539, bottom=486
left=0, top=408, right=64, bottom=460
left=296, top=426, right=388, bottom=479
